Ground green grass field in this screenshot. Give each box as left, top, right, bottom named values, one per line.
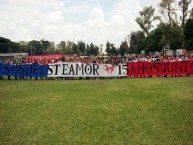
left=0, top=77, right=193, bottom=145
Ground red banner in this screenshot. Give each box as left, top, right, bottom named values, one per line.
left=25, top=54, right=63, bottom=62
left=127, top=61, right=193, bottom=76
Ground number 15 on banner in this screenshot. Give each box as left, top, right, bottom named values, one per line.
left=118, top=64, right=127, bottom=76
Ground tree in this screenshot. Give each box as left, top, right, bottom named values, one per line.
left=149, top=23, right=183, bottom=51
left=129, top=31, right=145, bottom=54
left=105, top=41, right=118, bottom=56
left=11, top=42, right=20, bottom=53
left=58, top=40, right=73, bottom=54
left=178, top=0, right=192, bottom=30
left=72, top=43, right=80, bottom=54
left=120, top=41, right=129, bottom=56
left=86, top=43, right=99, bottom=56
left=65, top=41, right=73, bottom=54
left=47, top=41, right=56, bottom=54
left=149, top=25, right=165, bottom=52
left=110, top=44, right=117, bottom=56
left=18, top=41, right=28, bottom=53
left=145, top=26, right=164, bottom=52
left=27, top=40, right=42, bottom=55
left=0, top=37, right=21, bottom=53
left=105, top=41, right=111, bottom=55
left=136, top=6, right=160, bottom=36
left=0, top=37, right=11, bottom=53
left=86, top=44, right=90, bottom=56
left=190, top=8, right=193, bottom=19
left=167, top=26, right=183, bottom=50
left=77, top=41, right=86, bottom=55
left=40, top=39, right=50, bottom=54
left=159, top=0, right=176, bottom=27
left=58, top=41, right=66, bottom=54
left=184, top=19, right=193, bottom=50
left=93, top=45, right=99, bottom=56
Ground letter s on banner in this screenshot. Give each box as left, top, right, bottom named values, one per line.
left=48, top=65, right=54, bottom=75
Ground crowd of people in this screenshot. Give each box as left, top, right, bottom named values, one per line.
left=2, top=54, right=193, bottom=65
left=128, top=54, right=193, bottom=62
left=0, top=54, right=193, bottom=80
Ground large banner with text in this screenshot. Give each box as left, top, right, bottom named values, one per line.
left=48, top=63, right=127, bottom=77
left=1, top=61, right=193, bottom=77
left=127, top=61, right=193, bottom=76
left=0, top=62, right=127, bottom=77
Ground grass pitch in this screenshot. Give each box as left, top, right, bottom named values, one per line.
left=0, top=77, right=193, bottom=145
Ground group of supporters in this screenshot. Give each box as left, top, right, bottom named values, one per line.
left=0, top=54, right=193, bottom=80
left=128, top=54, right=193, bottom=62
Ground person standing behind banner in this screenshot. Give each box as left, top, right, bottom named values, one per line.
left=39, top=60, right=44, bottom=80
left=177, top=55, right=183, bottom=77
left=162, top=56, right=168, bottom=78
left=27, top=60, right=33, bottom=80
left=0, top=61, right=3, bottom=80
left=133, top=56, right=139, bottom=78
left=33, top=60, right=39, bottom=80
left=13, top=60, right=18, bottom=80
left=6, top=59, right=11, bottom=80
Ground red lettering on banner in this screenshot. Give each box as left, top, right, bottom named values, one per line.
left=127, top=61, right=193, bottom=76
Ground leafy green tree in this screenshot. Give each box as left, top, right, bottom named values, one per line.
left=27, top=40, right=42, bottom=55
left=178, top=0, right=192, bottom=30
left=93, top=45, right=99, bottom=56
left=40, top=39, right=50, bottom=54
left=184, top=19, right=193, bottom=50
left=47, top=42, right=56, bottom=54
left=58, top=41, right=73, bottom=55
left=59, top=41, right=66, bottom=53
left=146, top=26, right=164, bottom=52
left=77, top=41, right=86, bottom=55
left=86, top=44, right=90, bottom=56
left=0, top=37, right=19, bottom=53
left=190, top=8, right=193, bottom=19
left=66, top=41, right=74, bottom=54
left=0, top=37, right=11, bottom=53
left=11, top=42, right=20, bottom=53
left=110, top=44, right=117, bottom=56
left=136, top=6, right=160, bottom=36
left=120, top=41, right=129, bottom=56
left=178, top=0, right=192, bottom=47
left=105, top=41, right=111, bottom=55
left=168, top=27, right=183, bottom=50
left=159, top=23, right=183, bottom=50
left=105, top=41, right=118, bottom=56
left=159, top=0, right=176, bottom=27
left=86, top=43, right=99, bottom=56
left=18, top=41, right=28, bottom=53
left=129, top=31, right=145, bottom=54
left=72, top=43, right=80, bottom=54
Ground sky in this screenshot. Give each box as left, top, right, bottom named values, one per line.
left=0, top=0, right=159, bottom=48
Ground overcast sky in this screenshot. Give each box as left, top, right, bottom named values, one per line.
left=0, top=0, right=159, bottom=47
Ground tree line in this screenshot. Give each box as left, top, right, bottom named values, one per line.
left=0, top=0, right=193, bottom=56
left=129, top=0, right=193, bottom=54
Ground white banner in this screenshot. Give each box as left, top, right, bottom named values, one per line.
left=48, top=63, right=127, bottom=77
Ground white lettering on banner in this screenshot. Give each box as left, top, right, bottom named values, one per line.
left=48, top=63, right=127, bottom=77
